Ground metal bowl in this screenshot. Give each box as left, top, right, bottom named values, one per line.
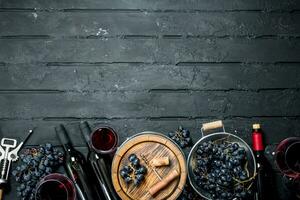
left=187, top=132, right=257, bottom=200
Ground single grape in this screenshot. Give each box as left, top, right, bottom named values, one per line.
left=124, top=165, right=133, bottom=172
left=135, top=166, right=147, bottom=174
left=45, top=143, right=53, bottom=150
left=135, top=174, right=145, bottom=181
left=45, top=167, right=52, bottom=174
left=120, top=170, right=129, bottom=178
left=124, top=176, right=132, bottom=184
left=43, top=159, right=49, bottom=166
left=182, top=129, right=190, bottom=138
left=128, top=154, right=137, bottom=162
left=131, top=158, right=140, bottom=167
left=47, top=154, right=54, bottom=160
left=12, top=170, right=18, bottom=176
left=232, top=143, right=239, bottom=150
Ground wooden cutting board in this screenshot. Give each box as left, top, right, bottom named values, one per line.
left=111, top=132, right=187, bottom=200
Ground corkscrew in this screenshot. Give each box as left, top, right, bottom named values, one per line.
left=0, top=129, right=34, bottom=200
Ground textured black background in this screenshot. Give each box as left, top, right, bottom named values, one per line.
left=0, top=0, right=300, bottom=199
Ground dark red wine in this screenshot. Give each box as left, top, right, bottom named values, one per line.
left=91, top=127, right=118, bottom=153
left=37, top=181, right=68, bottom=200
left=276, top=137, right=300, bottom=178
left=276, top=138, right=300, bottom=198
left=35, top=173, right=76, bottom=200
left=286, top=142, right=300, bottom=172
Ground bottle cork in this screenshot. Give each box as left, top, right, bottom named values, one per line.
left=151, top=157, right=169, bottom=167
left=253, top=124, right=261, bottom=130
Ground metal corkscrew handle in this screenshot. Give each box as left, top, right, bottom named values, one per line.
left=0, top=129, right=34, bottom=200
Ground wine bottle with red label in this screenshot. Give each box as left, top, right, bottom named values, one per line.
left=252, top=123, right=272, bottom=200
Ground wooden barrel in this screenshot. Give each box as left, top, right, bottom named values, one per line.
left=111, top=132, right=187, bottom=200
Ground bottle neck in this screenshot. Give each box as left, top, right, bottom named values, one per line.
left=62, top=142, right=74, bottom=153
left=252, top=129, right=264, bottom=151
left=79, top=121, right=93, bottom=150
left=55, top=125, right=75, bottom=153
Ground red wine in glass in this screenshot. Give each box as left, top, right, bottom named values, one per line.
left=35, top=173, right=76, bottom=200
left=276, top=137, right=300, bottom=178
left=286, top=142, right=300, bottom=173
left=91, top=126, right=118, bottom=154
left=276, top=137, right=300, bottom=198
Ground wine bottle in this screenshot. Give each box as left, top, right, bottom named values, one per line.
left=80, top=121, right=120, bottom=200
left=252, top=124, right=267, bottom=200
left=55, top=124, right=99, bottom=200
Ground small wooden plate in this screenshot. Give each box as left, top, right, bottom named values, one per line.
left=112, top=132, right=187, bottom=200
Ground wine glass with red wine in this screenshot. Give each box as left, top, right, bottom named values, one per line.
left=276, top=137, right=300, bottom=198
left=90, top=126, right=118, bottom=155
left=35, top=173, right=76, bottom=200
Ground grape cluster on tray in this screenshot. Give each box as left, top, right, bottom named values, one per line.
left=120, top=153, right=147, bottom=186
left=12, top=143, right=64, bottom=200
left=193, top=140, right=253, bottom=200
left=168, top=126, right=192, bottom=148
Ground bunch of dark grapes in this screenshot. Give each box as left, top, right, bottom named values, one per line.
left=168, top=126, right=192, bottom=148
left=12, top=143, right=64, bottom=200
left=193, top=140, right=253, bottom=200
left=178, top=182, right=203, bottom=200
left=119, top=154, right=147, bottom=186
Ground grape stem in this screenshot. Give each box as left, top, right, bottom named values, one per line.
left=175, top=129, right=184, bottom=139
left=212, top=135, right=230, bottom=144
left=233, top=174, right=256, bottom=184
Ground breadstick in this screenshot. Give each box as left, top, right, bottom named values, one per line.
left=149, top=169, right=179, bottom=196
left=151, top=157, right=170, bottom=167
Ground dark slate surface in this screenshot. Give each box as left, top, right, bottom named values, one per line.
left=1, top=12, right=300, bottom=37
left=1, top=0, right=300, bottom=10
left=0, top=0, right=300, bottom=199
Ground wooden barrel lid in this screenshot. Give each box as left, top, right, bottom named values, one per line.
left=112, top=132, right=187, bottom=200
